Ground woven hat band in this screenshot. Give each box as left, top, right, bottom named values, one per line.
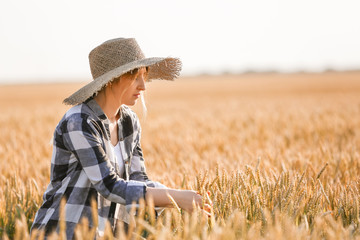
left=89, top=38, right=145, bottom=79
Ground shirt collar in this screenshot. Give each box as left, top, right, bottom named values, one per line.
left=84, top=98, right=108, bottom=121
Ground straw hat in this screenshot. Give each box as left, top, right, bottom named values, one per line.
left=63, top=38, right=182, bottom=105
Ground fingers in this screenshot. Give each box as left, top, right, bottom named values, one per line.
left=180, top=190, right=214, bottom=214
left=203, top=203, right=212, bottom=213
left=205, top=191, right=213, bottom=206
left=202, top=209, right=212, bottom=217
left=195, top=191, right=213, bottom=207
left=192, top=191, right=213, bottom=217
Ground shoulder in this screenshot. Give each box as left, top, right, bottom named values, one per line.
left=56, top=104, right=98, bottom=133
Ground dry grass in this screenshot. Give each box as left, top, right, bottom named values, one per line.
left=0, top=71, right=360, bottom=239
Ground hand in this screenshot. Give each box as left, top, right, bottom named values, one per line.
left=198, top=191, right=213, bottom=217
left=173, top=190, right=213, bottom=216
left=173, top=190, right=202, bottom=212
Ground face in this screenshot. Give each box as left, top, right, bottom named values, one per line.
left=110, top=67, right=148, bottom=106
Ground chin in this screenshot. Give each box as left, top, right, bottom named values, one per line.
left=124, top=101, right=137, bottom=106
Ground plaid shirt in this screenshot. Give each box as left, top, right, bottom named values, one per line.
left=31, top=98, right=164, bottom=239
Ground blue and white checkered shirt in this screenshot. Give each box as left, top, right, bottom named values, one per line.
left=31, top=98, right=164, bottom=239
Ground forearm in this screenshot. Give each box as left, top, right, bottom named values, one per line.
left=145, top=187, right=181, bottom=208
left=145, top=187, right=203, bottom=212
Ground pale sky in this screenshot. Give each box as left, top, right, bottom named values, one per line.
left=0, top=0, right=359, bottom=83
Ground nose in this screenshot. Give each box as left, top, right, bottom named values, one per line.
left=137, top=74, right=146, bottom=91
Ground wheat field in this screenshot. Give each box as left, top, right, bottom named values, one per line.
left=1, top=72, right=360, bottom=239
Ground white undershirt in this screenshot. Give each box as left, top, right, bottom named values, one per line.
left=112, top=143, right=125, bottom=177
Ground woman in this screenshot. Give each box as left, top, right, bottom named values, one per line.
left=31, top=38, right=210, bottom=239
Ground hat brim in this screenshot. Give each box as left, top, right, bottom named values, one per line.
left=63, top=57, right=182, bottom=105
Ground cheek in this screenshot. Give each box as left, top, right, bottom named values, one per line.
left=113, top=87, right=124, bottom=99
left=123, top=89, right=131, bottom=99
left=125, top=84, right=137, bottom=95
left=122, top=89, right=136, bottom=102
left=113, top=80, right=132, bottom=97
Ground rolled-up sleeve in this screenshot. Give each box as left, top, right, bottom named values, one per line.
left=62, top=115, right=147, bottom=205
